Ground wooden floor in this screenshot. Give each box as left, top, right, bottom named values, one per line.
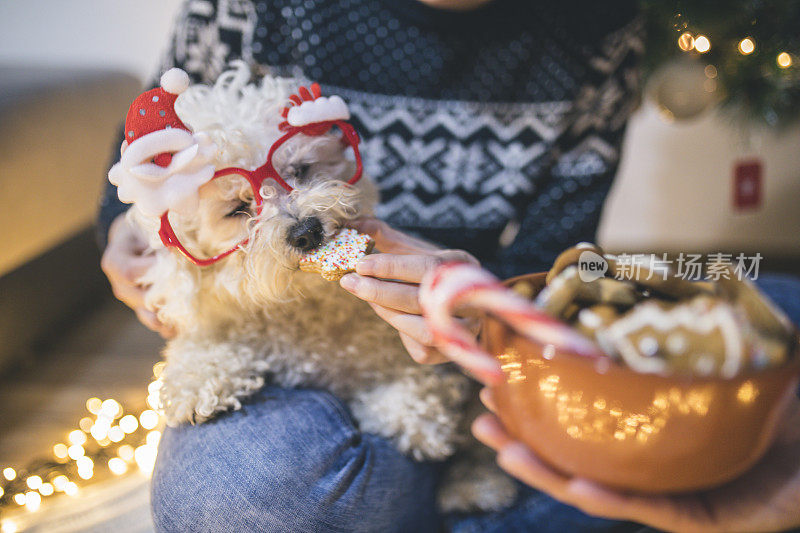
left=0, top=298, right=163, bottom=468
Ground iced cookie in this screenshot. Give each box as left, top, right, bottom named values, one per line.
left=546, top=242, right=608, bottom=284
left=535, top=266, right=583, bottom=316
left=596, top=296, right=751, bottom=377
left=576, top=278, right=639, bottom=307
left=299, top=228, right=374, bottom=281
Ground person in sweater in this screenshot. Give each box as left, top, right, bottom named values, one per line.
left=99, top=0, right=800, bottom=531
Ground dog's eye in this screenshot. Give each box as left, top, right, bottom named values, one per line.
left=225, top=201, right=251, bottom=218
left=290, top=163, right=311, bottom=181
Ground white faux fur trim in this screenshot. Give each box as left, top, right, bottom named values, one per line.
left=287, top=95, right=349, bottom=127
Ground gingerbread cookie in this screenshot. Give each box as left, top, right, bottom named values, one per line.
left=546, top=242, right=608, bottom=284
left=528, top=243, right=795, bottom=377
left=299, top=228, right=374, bottom=281
left=596, top=297, right=754, bottom=377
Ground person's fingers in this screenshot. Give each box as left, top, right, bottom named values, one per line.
left=398, top=332, right=449, bottom=365
left=339, top=273, right=422, bottom=314
left=349, top=218, right=440, bottom=254
left=102, top=247, right=155, bottom=284
left=472, top=413, right=513, bottom=450
left=479, top=387, right=497, bottom=413
left=497, top=442, right=572, bottom=498
left=135, top=308, right=176, bottom=339
left=356, top=250, right=477, bottom=283
left=109, top=276, right=147, bottom=310
left=122, top=254, right=157, bottom=283
left=494, top=442, right=672, bottom=525
left=367, top=302, right=435, bottom=346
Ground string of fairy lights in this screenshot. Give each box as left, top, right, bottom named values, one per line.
left=0, top=363, right=166, bottom=533
left=674, top=30, right=794, bottom=69
left=641, top=1, right=800, bottom=126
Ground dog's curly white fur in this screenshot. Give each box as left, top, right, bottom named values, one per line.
left=125, top=63, right=516, bottom=512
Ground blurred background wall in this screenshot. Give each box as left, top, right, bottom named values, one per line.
left=0, top=0, right=183, bottom=83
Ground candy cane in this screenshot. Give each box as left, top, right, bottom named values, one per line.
left=420, top=262, right=604, bottom=384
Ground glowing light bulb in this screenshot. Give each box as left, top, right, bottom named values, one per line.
left=153, top=361, right=166, bottom=378
left=738, top=37, right=755, bottom=55
left=101, top=399, right=123, bottom=419
left=139, top=410, right=160, bottom=430
left=79, top=417, right=94, bottom=433
left=39, top=483, right=54, bottom=496
left=78, top=468, right=93, bottom=480
left=25, top=491, right=41, bottom=512
left=677, top=32, right=694, bottom=51
left=119, top=415, right=139, bottom=434
left=52, top=475, right=69, bottom=492
left=53, top=443, right=69, bottom=459
left=26, top=475, right=42, bottom=490
left=68, top=430, right=87, bottom=446
left=90, top=420, right=110, bottom=441
left=3, top=468, right=16, bottom=481
left=108, top=426, right=125, bottom=443
left=135, top=445, right=157, bottom=474
left=777, top=52, right=792, bottom=68
left=146, top=430, right=162, bottom=447
left=108, top=458, right=128, bottom=475
left=86, top=397, right=102, bottom=415
left=146, top=394, right=160, bottom=410
left=117, top=444, right=135, bottom=462
left=0, top=487, right=3, bottom=498
left=13, top=493, right=25, bottom=506
left=694, top=35, right=711, bottom=53
left=64, top=482, right=79, bottom=496
left=704, top=64, right=717, bottom=78
left=67, top=444, right=85, bottom=460
left=76, top=457, right=93, bottom=471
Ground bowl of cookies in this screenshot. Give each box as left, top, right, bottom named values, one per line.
left=421, top=244, right=800, bottom=493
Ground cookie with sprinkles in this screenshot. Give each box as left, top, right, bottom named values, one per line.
left=299, top=228, right=374, bottom=281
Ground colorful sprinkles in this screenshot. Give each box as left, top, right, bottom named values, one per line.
left=299, top=228, right=374, bottom=281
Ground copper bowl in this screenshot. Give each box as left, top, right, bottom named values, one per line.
left=482, top=272, right=800, bottom=493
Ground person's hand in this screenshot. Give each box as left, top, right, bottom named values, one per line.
left=473, top=389, right=800, bottom=533
left=339, top=218, right=478, bottom=365
left=101, top=214, right=175, bottom=338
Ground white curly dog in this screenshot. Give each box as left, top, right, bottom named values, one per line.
left=112, top=63, right=516, bottom=512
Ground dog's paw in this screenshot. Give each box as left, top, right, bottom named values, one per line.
left=437, top=460, right=518, bottom=513
left=160, top=339, right=271, bottom=426
left=350, top=372, right=471, bottom=461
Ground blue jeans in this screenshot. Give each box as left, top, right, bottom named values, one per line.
left=152, top=274, right=800, bottom=532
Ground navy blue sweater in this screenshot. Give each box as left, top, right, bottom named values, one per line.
left=99, top=0, right=642, bottom=277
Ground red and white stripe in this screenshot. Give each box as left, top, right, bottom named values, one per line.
left=420, top=262, right=603, bottom=384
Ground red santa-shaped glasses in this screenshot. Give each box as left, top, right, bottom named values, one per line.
left=157, top=83, right=364, bottom=266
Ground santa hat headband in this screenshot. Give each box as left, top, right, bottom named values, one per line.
left=279, top=82, right=351, bottom=136
left=123, top=68, right=191, bottom=167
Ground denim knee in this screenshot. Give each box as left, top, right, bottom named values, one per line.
left=755, top=273, right=800, bottom=327
left=151, top=386, right=440, bottom=532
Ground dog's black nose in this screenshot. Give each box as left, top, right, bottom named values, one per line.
left=288, top=217, right=324, bottom=252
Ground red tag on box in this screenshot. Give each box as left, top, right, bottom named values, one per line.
left=733, top=159, right=762, bottom=211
